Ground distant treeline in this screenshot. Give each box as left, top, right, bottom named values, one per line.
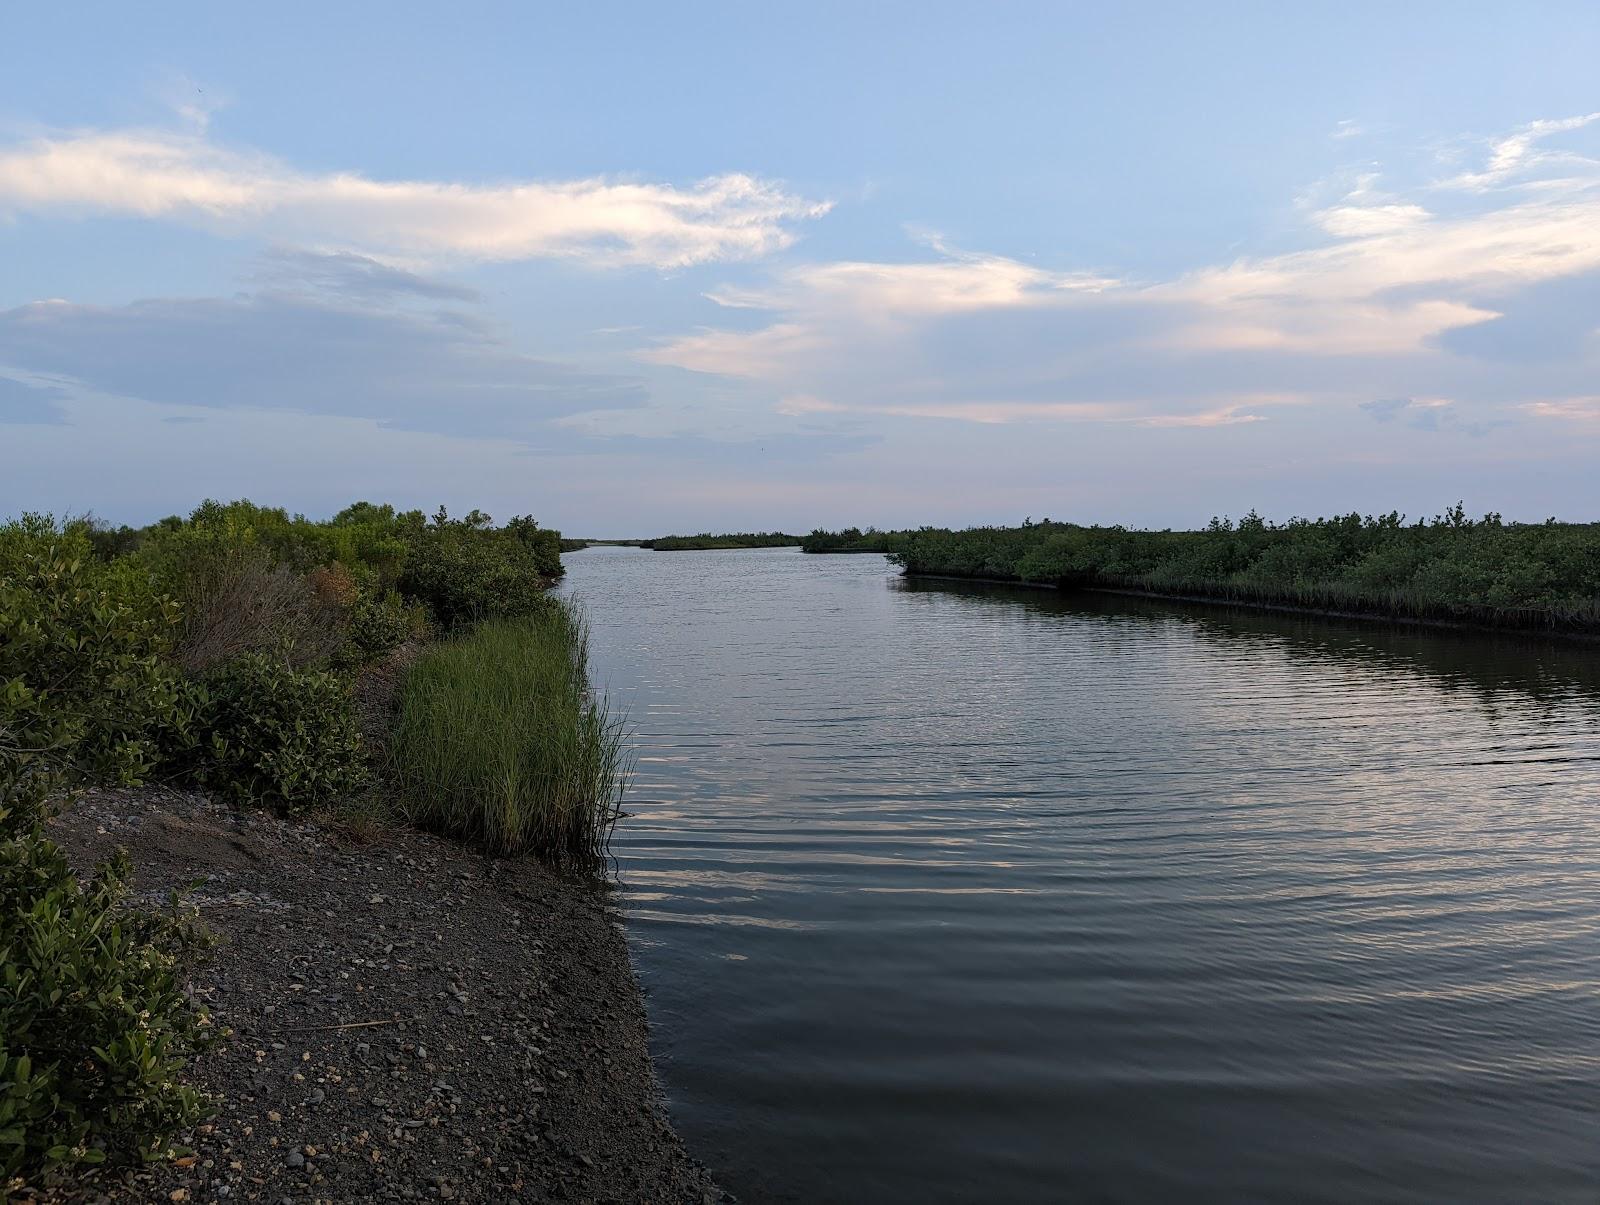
left=644, top=532, right=801, bottom=551
left=800, top=527, right=900, bottom=553
left=809, top=508, right=1600, bottom=633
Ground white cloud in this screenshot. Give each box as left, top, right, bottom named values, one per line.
left=1161, top=195, right=1600, bottom=355
left=641, top=115, right=1600, bottom=429
left=0, top=128, right=830, bottom=268
left=709, top=249, right=1114, bottom=319
left=647, top=321, right=831, bottom=379
left=1312, top=203, right=1431, bottom=237
left=1137, top=403, right=1270, bottom=428
left=773, top=392, right=1296, bottom=428
left=1438, top=112, right=1600, bottom=193
left=1523, top=397, right=1600, bottom=423
left=775, top=394, right=1128, bottom=424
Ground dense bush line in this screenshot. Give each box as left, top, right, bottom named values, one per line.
left=3, top=501, right=569, bottom=817
left=397, top=511, right=562, bottom=625
left=0, top=498, right=575, bottom=1186
left=1, top=541, right=213, bottom=1189
left=800, top=527, right=900, bottom=553
left=644, top=532, right=799, bottom=550
left=881, top=507, right=1600, bottom=631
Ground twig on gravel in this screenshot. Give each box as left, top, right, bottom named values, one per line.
left=250, top=1018, right=410, bottom=1035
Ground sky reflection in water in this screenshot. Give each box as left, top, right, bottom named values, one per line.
left=563, top=547, right=1600, bottom=1205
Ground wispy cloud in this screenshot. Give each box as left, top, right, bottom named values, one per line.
left=708, top=242, right=1115, bottom=319
left=1160, top=189, right=1600, bottom=354
left=1437, top=112, right=1600, bottom=193
left=1138, top=403, right=1271, bottom=428
left=641, top=114, right=1600, bottom=430
left=1358, top=396, right=1503, bottom=436
left=153, top=72, right=230, bottom=135
left=1311, top=202, right=1431, bottom=237
left=252, top=247, right=482, bottom=302
left=0, top=128, right=830, bottom=268
left=1523, top=397, right=1600, bottom=423
left=774, top=394, right=1127, bottom=424
left=773, top=393, right=1288, bottom=428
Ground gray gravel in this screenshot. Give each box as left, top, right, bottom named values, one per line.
left=49, top=787, right=726, bottom=1205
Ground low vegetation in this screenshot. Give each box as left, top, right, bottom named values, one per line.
left=0, top=498, right=598, bottom=1189
left=880, top=507, right=1600, bottom=632
left=398, top=511, right=562, bottom=626
left=800, top=527, right=900, bottom=553
left=0, top=831, right=215, bottom=1185
left=644, top=532, right=800, bottom=550
left=184, top=653, right=369, bottom=811
left=390, top=608, right=627, bottom=867
left=1, top=540, right=213, bottom=1188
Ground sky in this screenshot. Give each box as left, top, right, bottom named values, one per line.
left=3, top=2, right=1600, bottom=534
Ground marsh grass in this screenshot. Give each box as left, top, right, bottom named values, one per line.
left=389, top=604, right=628, bottom=868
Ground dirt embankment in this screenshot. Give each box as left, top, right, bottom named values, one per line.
left=49, top=788, right=724, bottom=1205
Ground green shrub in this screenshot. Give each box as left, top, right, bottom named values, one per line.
left=191, top=653, right=367, bottom=812
left=646, top=532, right=799, bottom=550
left=397, top=509, right=562, bottom=627
left=884, top=509, right=1600, bottom=631
left=139, top=498, right=415, bottom=586
left=343, top=589, right=430, bottom=663
left=39, top=499, right=570, bottom=639
left=801, top=526, right=899, bottom=553
left=0, top=520, right=204, bottom=1161
left=1, top=832, right=214, bottom=1187
left=0, top=521, right=180, bottom=827
left=390, top=604, right=625, bottom=865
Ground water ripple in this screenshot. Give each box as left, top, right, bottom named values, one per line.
left=563, top=547, right=1600, bottom=1205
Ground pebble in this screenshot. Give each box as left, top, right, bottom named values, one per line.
left=50, top=785, right=722, bottom=1203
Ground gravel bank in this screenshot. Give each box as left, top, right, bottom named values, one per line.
left=48, top=787, right=724, bottom=1205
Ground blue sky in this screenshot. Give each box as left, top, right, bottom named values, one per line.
left=3, top=2, right=1599, bottom=533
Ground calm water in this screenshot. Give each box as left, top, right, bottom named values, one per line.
left=560, top=547, right=1600, bottom=1204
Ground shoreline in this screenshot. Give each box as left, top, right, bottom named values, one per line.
left=901, top=570, right=1600, bottom=641
left=50, top=787, right=724, bottom=1205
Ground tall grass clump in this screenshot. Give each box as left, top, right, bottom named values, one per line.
left=389, top=603, right=626, bottom=867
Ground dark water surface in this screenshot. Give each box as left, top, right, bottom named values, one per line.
left=560, top=547, right=1600, bottom=1204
